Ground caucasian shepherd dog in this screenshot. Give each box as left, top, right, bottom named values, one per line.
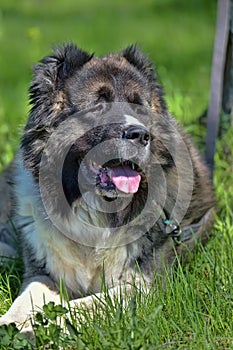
left=0, top=43, right=214, bottom=333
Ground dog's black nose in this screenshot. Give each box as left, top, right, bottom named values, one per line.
left=123, top=126, right=150, bottom=146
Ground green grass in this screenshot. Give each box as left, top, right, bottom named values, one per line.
left=1, top=0, right=233, bottom=349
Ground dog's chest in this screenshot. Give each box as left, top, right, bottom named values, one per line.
left=27, top=222, right=129, bottom=296
left=16, top=167, right=133, bottom=295
left=49, top=238, right=129, bottom=295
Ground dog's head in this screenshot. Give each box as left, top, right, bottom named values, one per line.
left=21, top=44, right=179, bottom=223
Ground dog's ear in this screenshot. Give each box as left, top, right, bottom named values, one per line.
left=40, top=43, right=93, bottom=81
left=29, top=43, right=93, bottom=110
left=121, top=45, right=156, bottom=84
left=122, top=45, right=166, bottom=113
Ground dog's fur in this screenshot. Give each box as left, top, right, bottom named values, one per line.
left=0, top=44, right=214, bottom=332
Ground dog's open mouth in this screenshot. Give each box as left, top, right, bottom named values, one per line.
left=89, top=159, right=142, bottom=198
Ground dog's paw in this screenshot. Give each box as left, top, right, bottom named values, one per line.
left=0, top=314, right=29, bottom=328
left=0, top=305, right=33, bottom=329
left=0, top=314, right=15, bottom=327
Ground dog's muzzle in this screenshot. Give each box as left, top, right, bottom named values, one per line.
left=90, top=124, right=150, bottom=197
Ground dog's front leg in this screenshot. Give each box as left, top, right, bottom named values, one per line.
left=69, top=276, right=149, bottom=313
left=0, top=275, right=61, bottom=334
left=69, top=285, right=126, bottom=311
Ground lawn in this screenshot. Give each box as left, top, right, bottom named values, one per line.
left=0, top=0, right=233, bottom=349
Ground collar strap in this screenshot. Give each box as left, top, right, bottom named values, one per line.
left=153, top=201, right=212, bottom=245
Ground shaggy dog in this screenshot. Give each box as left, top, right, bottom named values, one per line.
left=0, top=44, right=214, bottom=332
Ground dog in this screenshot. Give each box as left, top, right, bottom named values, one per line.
left=0, top=43, right=215, bottom=333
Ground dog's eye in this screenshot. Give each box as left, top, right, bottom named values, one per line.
left=96, top=86, right=114, bottom=103
left=127, top=92, right=143, bottom=105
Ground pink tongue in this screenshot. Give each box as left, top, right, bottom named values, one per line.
left=109, top=165, right=141, bottom=194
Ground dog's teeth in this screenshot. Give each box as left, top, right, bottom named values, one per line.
left=93, top=161, right=101, bottom=169
left=131, top=162, right=135, bottom=170
left=90, top=161, right=100, bottom=174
